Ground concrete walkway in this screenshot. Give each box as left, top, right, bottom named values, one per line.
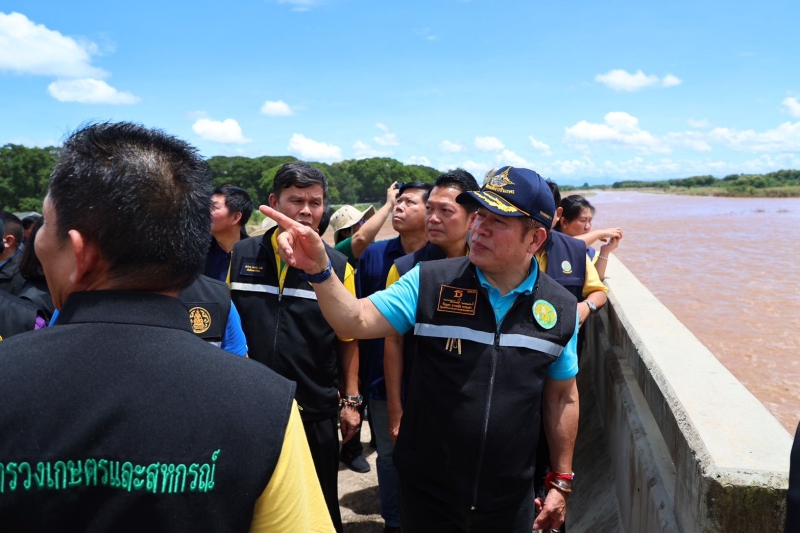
left=338, top=423, right=385, bottom=532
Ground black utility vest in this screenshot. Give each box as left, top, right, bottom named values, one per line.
left=230, top=228, right=348, bottom=420
left=544, top=231, right=587, bottom=301
left=179, top=275, right=231, bottom=345
left=0, top=291, right=294, bottom=532
left=0, top=291, right=38, bottom=341
left=18, top=280, right=55, bottom=323
left=393, top=257, right=577, bottom=512
left=394, top=242, right=446, bottom=277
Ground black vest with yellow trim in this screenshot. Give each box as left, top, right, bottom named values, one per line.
left=229, top=227, right=348, bottom=420
left=178, top=275, right=231, bottom=345
left=544, top=231, right=587, bottom=301
left=0, top=290, right=294, bottom=531
left=393, top=257, right=577, bottom=512
left=0, top=291, right=38, bottom=341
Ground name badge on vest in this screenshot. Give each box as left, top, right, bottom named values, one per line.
left=240, top=260, right=267, bottom=277
left=437, top=284, right=478, bottom=316
left=186, top=302, right=223, bottom=340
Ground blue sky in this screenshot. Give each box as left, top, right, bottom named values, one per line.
left=1, top=0, right=799, bottom=184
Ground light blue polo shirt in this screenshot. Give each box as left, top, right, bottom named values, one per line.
left=368, top=258, right=579, bottom=380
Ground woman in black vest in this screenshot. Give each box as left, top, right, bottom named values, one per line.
left=557, top=195, right=623, bottom=281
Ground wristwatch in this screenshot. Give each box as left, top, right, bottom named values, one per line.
left=585, top=300, right=597, bottom=314
left=299, top=260, right=333, bottom=284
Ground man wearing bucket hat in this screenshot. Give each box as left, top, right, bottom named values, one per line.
left=261, top=166, right=580, bottom=532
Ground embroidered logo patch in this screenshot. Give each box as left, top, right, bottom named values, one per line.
left=485, top=167, right=515, bottom=194
left=239, top=261, right=266, bottom=277
left=437, top=284, right=478, bottom=316
left=533, top=299, right=557, bottom=330
left=561, top=260, right=573, bottom=274
left=189, top=307, right=212, bottom=334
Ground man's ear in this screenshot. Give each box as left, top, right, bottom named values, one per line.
left=232, top=211, right=243, bottom=226
left=526, top=227, right=548, bottom=255
left=269, top=193, right=278, bottom=210
left=68, top=230, right=103, bottom=286
left=552, top=206, right=563, bottom=229
left=4, top=234, right=17, bottom=250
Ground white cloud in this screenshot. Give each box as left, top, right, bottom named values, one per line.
left=0, top=12, right=106, bottom=78
left=459, top=160, right=494, bottom=179
left=496, top=149, right=533, bottom=169
left=288, top=133, right=342, bottom=162
left=439, top=140, right=463, bottom=153
left=374, top=123, right=400, bottom=146
left=661, top=74, right=683, bottom=88
left=192, top=118, right=251, bottom=144
left=595, top=69, right=681, bottom=92
left=687, top=118, right=711, bottom=128
left=47, top=78, right=139, bottom=105
left=528, top=136, right=552, bottom=156
left=782, top=97, right=800, bottom=118
left=352, top=141, right=390, bottom=159
left=260, top=100, right=294, bottom=116
left=565, top=112, right=670, bottom=154
left=407, top=156, right=432, bottom=166
left=474, top=136, right=505, bottom=152
left=664, top=131, right=713, bottom=152
left=706, top=122, right=800, bottom=153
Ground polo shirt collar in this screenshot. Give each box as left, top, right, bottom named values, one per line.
left=57, top=290, right=192, bottom=332
left=475, top=257, right=540, bottom=297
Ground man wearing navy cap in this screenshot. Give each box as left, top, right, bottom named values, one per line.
left=262, top=166, right=580, bottom=532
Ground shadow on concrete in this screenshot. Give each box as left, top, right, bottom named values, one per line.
left=340, top=485, right=382, bottom=516
left=343, top=521, right=384, bottom=533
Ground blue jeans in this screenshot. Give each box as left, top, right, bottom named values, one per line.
left=370, top=399, right=400, bottom=527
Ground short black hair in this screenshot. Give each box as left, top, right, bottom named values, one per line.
left=546, top=179, right=561, bottom=207
left=396, top=181, right=432, bottom=199
left=273, top=162, right=328, bottom=202
left=21, top=214, right=41, bottom=230
left=19, top=217, right=45, bottom=281
left=48, top=122, right=212, bottom=291
left=427, top=169, right=480, bottom=213
left=0, top=211, right=23, bottom=245
left=213, top=185, right=253, bottom=227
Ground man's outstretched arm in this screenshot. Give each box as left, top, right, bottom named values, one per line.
left=261, top=205, right=397, bottom=340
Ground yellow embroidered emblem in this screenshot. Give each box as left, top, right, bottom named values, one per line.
left=477, top=191, right=518, bottom=213
left=561, top=260, right=573, bottom=274
left=189, top=306, right=212, bottom=334
left=0, top=335, right=3, bottom=341
left=485, top=168, right=515, bottom=193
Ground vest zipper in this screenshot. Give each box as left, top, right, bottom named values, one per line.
left=470, top=330, right=500, bottom=510
left=270, top=289, right=282, bottom=366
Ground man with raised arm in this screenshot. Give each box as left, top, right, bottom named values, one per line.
left=0, top=122, right=334, bottom=532
left=263, top=166, right=580, bottom=533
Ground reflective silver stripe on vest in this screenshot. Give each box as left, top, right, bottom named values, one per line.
left=499, top=334, right=563, bottom=357
left=230, top=282, right=280, bottom=295
left=413, top=323, right=494, bottom=345
left=414, top=324, right=563, bottom=356
left=282, top=288, right=318, bottom=301
left=209, top=341, right=222, bottom=347
left=230, top=282, right=318, bottom=301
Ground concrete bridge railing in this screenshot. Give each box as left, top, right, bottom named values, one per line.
left=571, top=256, right=791, bottom=533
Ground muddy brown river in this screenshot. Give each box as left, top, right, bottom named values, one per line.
left=361, top=190, right=799, bottom=433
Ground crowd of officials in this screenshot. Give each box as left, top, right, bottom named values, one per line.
left=15, top=120, right=769, bottom=533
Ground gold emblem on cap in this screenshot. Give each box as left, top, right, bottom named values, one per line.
left=485, top=168, right=515, bottom=194
left=189, top=306, right=212, bottom=334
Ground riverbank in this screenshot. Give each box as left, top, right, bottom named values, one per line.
left=579, top=185, right=800, bottom=198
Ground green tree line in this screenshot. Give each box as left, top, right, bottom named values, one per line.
left=0, top=144, right=442, bottom=212
left=608, top=169, right=800, bottom=196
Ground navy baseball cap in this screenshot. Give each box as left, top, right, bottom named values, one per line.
left=456, top=166, right=555, bottom=227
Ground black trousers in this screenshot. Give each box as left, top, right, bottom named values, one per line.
left=398, top=476, right=536, bottom=533
left=302, top=415, right=343, bottom=533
